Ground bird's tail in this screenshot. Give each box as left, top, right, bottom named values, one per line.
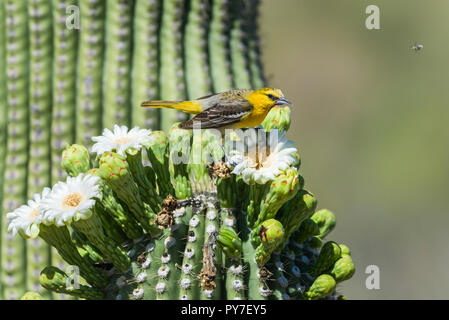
left=140, top=100, right=202, bottom=114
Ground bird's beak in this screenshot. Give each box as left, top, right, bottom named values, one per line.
left=276, top=97, right=291, bottom=106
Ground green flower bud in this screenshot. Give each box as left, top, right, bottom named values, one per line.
left=330, top=255, right=355, bottom=283
left=304, top=274, right=336, bottom=300
left=61, top=144, right=90, bottom=177
left=255, top=219, right=285, bottom=265
left=262, top=106, right=291, bottom=132
left=20, top=291, right=43, bottom=300
left=339, top=244, right=351, bottom=256
left=255, top=167, right=301, bottom=227
left=98, top=152, right=129, bottom=182
left=308, top=236, right=323, bottom=249
left=311, top=209, right=336, bottom=239
left=277, top=189, right=317, bottom=246
left=217, top=226, right=242, bottom=259
left=145, top=131, right=174, bottom=197
left=168, top=123, right=192, bottom=198
left=126, top=147, right=162, bottom=211
left=294, top=218, right=320, bottom=244
left=98, top=152, right=158, bottom=235
left=40, top=266, right=104, bottom=300
left=310, top=241, right=342, bottom=277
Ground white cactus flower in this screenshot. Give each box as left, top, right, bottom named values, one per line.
left=226, top=129, right=298, bottom=184
left=91, top=124, right=153, bottom=156
left=6, top=187, right=51, bottom=238
left=39, top=174, right=101, bottom=226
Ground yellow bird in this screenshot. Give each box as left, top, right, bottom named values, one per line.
left=140, top=87, right=291, bottom=129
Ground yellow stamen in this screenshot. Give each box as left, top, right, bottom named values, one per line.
left=62, top=192, right=83, bottom=210
left=27, top=208, right=39, bottom=220
left=114, top=137, right=131, bottom=144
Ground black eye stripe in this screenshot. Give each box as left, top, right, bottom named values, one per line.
left=267, top=94, right=278, bottom=101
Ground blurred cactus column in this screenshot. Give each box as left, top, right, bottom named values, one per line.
left=159, top=0, right=188, bottom=132
left=102, top=0, right=132, bottom=128
left=229, top=0, right=252, bottom=89
left=184, top=0, right=212, bottom=99
left=50, top=0, right=79, bottom=299
left=0, top=0, right=6, bottom=212
left=131, top=0, right=160, bottom=129
left=208, top=0, right=233, bottom=92
left=26, top=0, right=52, bottom=299
left=245, top=0, right=266, bottom=88
left=1, top=0, right=29, bottom=300
left=76, top=0, right=105, bottom=149
left=51, top=0, right=78, bottom=183
left=0, top=0, right=5, bottom=301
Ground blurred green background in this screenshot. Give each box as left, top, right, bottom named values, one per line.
left=260, top=0, right=449, bottom=299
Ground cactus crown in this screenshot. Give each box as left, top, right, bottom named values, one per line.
left=7, top=113, right=355, bottom=300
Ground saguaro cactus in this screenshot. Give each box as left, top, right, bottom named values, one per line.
left=0, top=0, right=355, bottom=300
left=7, top=119, right=355, bottom=300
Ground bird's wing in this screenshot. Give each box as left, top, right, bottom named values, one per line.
left=179, top=100, right=253, bottom=129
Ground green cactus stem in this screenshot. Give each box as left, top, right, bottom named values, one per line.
left=184, top=0, right=212, bottom=99
left=51, top=0, right=78, bottom=184
left=159, top=0, right=188, bottom=132
left=245, top=0, right=266, bottom=89
left=0, top=1, right=356, bottom=300
left=76, top=0, right=105, bottom=148
left=103, top=0, right=132, bottom=128
left=229, top=0, right=252, bottom=89
left=1, top=0, right=29, bottom=300
left=0, top=0, right=6, bottom=300
left=217, top=226, right=242, bottom=259
left=252, top=167, right=301, bottom=229
left=125, top=148, right=162, bottom=211
left=0, top=0, right=6, bottom=208
left=38, top=224, right=107, bottom=288
left=72, top=211, right=131, bottom=272
left=131, top=0, right=160, bottom=129
left=199, top=206, right=222, bottom=300
left=98, top=152, right=159, bottom=235
left=88, top=167, right=143, bottom=240
left=168, top=124, right=193, bottom=198
left=26, top=0, right=53, bottom=298
left=179, top=207, right=206, bottom=300
left=208, top=0, right=233, bottom=92
left=39, top=266, right=104, bottom=300
left=144, top=131, right=175, bottom=198
left=276, top=189, right=317, bottom=249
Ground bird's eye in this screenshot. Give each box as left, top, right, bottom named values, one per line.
left=267, top=94, right=278, bottom=101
